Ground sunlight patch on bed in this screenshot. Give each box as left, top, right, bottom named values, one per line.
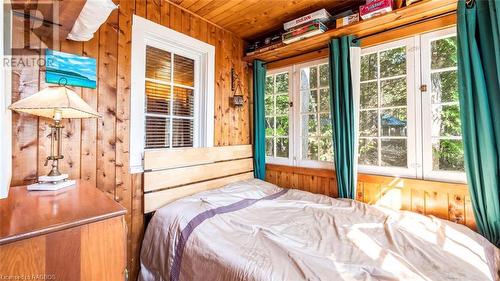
left=441, top=225, right=492, bottom=280
left=346, top=225, right=429, bottom=280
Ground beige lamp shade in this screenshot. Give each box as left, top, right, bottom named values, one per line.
left=9, top=86, right=100, bottom=119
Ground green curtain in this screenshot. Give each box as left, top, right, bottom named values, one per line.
left=329, top=36, right=357, bottom=199
left=253, top=60, right=267, bottom=180
left=457, top=0, right=500, bottom=247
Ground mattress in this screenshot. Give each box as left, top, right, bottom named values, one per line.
left=139, top=179, right=499, bottom=281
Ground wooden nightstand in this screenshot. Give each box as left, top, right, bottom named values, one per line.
left=0, top=181, right=127, bottom=281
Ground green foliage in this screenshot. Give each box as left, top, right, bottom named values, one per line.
left=358, top=139, right=377, bottom=165
left=380, top=47, right=406, bottom=78
left=431, top=37, right=457, bottom=69
left=265, top=73, right=290, bottom=158
left=430, top=36, right=464, bottom=172
left=361, top=53, right=377, bottom=81
left=263, top=38, right=464, bottom=171
left=433, top=140, right=464, bottom=171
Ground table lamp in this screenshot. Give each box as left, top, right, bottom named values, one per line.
left=9, top=86, right=101, bottom=191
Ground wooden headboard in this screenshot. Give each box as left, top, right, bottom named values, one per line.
left=143, top=145, right=254, bottom=213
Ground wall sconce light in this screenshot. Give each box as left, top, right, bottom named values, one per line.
left=231, top=68, right=244, bottom=107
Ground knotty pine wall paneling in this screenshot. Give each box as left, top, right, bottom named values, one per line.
left=266, top=164, right=338, bottom=197
left=10, top=1, right=250, bottom=280
left=11, top=14, right=40, bottom=187
left=266, top=164, right=476, bottom=230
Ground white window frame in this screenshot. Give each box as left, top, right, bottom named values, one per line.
left=420, top=27, right=466, bottom=183
left=356, top=27, right=465, bottom=183
left=358, top=37, right=418, bottom=178
left=293, top=58, right=334, bottom=170
left=130, top=15, right=215, bottom=173
left=265, top=66, right=294, bottom=166
left=266, top=59, right=335, bottom=170
left=1, top=3, right=12, bottom=198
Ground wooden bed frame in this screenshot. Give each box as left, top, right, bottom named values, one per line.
left=143, top=145, right=254, bottom=213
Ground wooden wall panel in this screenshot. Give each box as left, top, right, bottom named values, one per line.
left=266, top=165, right=338, bottom=198
left=11, top=15, right=40, bottom=186
left=266, top=164, right=476, bottom=229
left=10, top=1, right=250, bottom=280
left=60, top=41, right=83, bottom=180
left=116, top=0, right=135, bottom=273
left=80, top=37, right=99, bottom=186
left=37, top=40, right=57, bottom=178
left=97, top=8, right=118, bottom=199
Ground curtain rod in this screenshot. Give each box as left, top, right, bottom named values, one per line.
left=262, top=10, right=456, bottom=66
left=352, top=10, right=456, bottom=43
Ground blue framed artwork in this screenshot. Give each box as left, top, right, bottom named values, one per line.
left=45, top=49, right=97, bottom=89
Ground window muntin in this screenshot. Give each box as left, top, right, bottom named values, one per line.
left=357, top=27, right=465, bottom=183
left=265, top=72, right=290, bottom=159
left=145, top=45, right=195, bottom=149
left=429, top=35, right=463, bottom=172
left=299, top=63, right=332, bottom=162
left=359, top=45, right=409, bottom=169
left=264, top=60, right=333, bottom=169
left=421, top=28, right=465, bottom=182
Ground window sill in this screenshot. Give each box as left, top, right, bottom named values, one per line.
left=129, top=165, right=144, bottom=174
left=266, top=158, right=335, bottom=171
left=358, top=166, right=467, bottom=185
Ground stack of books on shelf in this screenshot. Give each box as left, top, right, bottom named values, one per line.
left=245, top=33, right=284, bottom=56
left=359, top=0, right=393, bottom=20
left=282, top=9, right=331, bottom=45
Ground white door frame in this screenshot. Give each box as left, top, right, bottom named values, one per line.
left=1, top=4, right=12, bottom=198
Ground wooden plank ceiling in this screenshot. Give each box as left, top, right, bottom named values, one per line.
left=170, top=0, right=365, bottom=39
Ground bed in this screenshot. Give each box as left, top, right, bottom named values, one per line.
left=139, top=146, right=499, bottom=281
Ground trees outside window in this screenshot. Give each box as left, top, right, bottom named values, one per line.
left=358, top=27, right=465, bottom=183
left=265, top=59, right=334, bottom=169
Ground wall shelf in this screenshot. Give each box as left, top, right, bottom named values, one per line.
left=243, top=0, right=458, bottom=63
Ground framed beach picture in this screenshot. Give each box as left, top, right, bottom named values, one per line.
left=45, top=49, right=97, bottom=89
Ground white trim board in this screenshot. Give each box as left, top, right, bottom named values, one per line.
left=1, top=4, right=12, bottom=198
left=129, top=15, right=215, bottom=173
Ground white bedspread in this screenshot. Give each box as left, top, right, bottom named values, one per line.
left=139, top=179, right=499, bottom=281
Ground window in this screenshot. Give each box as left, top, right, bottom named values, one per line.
left=265, top=71, right=290, bottom=159
left=130, top=16, right=215, bottom=173
left=357, top=27, right=465, bottom=182
left=265, top=59, right=333, bottom=169
left=421, top=29, right=465, bottom=182
left=298, top=63, right=333, bottom=164
left=145, top=46, right=195, bottom=149
left=358, top=38, right=416, bottom=177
